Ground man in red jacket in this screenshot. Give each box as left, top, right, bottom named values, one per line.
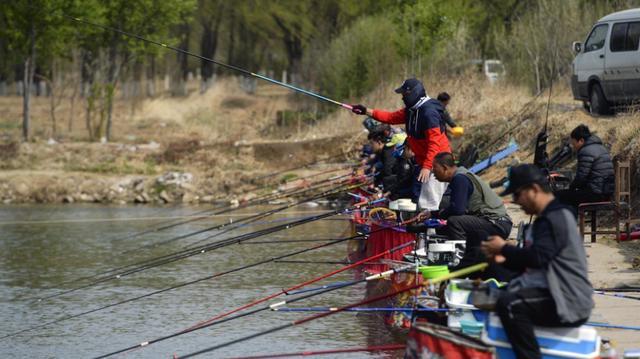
left=351, top=78, right=451, bottom=210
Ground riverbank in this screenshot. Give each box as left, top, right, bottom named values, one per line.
left=0, top=136, right=352, bottom=204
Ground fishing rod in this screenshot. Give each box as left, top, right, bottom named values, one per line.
left=252, top=153, right=354, bottom=182
left=123, top=174, right=358, bottom=252
left=594, top=291, right=640, bottom=301
left=46, top=170, right=358, bottom=292
left=4, top=234, right=362, bottom=342
left=228, top=344, right=406, bottom=359
left=66, top=15, right=354, bottom=111
left=176, top=263, right=489, bottom=358
left=93, top=255, right=415, bottom=358
left=33, top=182, right=366, bottom=304
left=241, top=237, right=357, bottom=245
left=273, top=260, right=361, bottom=265
left=39, top=178, right=363, bottom=298
left=272, top=307, right=453, bottom=313
left=184, top=241, right=413, bottom=332
left=114, top=167, right=356, bottom=247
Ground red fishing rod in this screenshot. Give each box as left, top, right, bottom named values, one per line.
left=175, top=263, right=489, bottom=358
left=65, top=15, right=354, bottom=111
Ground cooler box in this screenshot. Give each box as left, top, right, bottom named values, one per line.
left=482, top=313, right=600, bottom=359
left=444, top=280, right=488, bottom=329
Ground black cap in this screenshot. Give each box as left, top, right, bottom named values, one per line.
left=395, top=78, right=421, bottom=94
left=500, top=164, right=548, bottom=196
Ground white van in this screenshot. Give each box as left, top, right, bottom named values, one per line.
left=484, top=60, right=505, bottom=85
left=571, top=8, right=640, bottom=115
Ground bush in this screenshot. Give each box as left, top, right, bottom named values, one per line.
left=316, top=16, right=402, bottom=101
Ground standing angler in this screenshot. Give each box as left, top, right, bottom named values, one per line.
left=351, top=78, right=451, bottom=210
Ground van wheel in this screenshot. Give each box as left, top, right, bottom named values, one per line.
left=582, top=101, right=590, bottom=112
left=589, top=83, right=611, bottom=116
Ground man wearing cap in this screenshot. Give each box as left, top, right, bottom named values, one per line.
left=429, top=152, right=514, bottom=281
left=481, top=164, right=593, bottom=359
left=350, top=78, right=451, bottom=211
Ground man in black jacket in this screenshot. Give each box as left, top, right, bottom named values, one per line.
left=555, top=124, right=614, bottom=215
left=482, top=164, right=593, bottom=359
left=368, top=127, right=397, bottom=188
left=383, top=139, right=415, bottom=200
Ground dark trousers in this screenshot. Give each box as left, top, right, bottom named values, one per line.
left=445, top=215, right=515, bottom=282
left=411, top=165, right=422, bottom=203
left=496, top=287, right=588, bottom=359
left=555, top=188, right=611, bottom=217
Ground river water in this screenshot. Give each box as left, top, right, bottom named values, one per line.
left=0, top=204, right=402, bottom=358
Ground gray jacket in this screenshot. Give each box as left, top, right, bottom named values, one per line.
left=572, top=135, right=614, bottom=195
left=502, top=199, right=593, bottom=323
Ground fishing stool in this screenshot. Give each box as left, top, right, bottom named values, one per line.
left=578, top=160, right=639, bottom=242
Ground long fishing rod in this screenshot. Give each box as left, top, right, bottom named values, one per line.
left=3, top=234, right=360, bottom=342
left=93, top=257, right=415, bottom=358
left=594, top=291, right=640, bottom=301
left=185, top=241, right=413, bottom=332
left=33, top=182, right=365, bottom=303
left=252, top=153, right=353, bottom=182
left=169, top=174, right=359, bottom=250
left=44, top=170, right=358, bottom=294
left=103, top=157, right=356, bottom=250
left=65, top=15, right=354, bottom=111
left=40, top=178, right=363, bottom=299
left=227, top=344, right=406, bottom=359
left=120, top=173, right=360, bottom=254
left=115, top=167, right=356, bottom=247
left=176, top=263, right=488, bottom=358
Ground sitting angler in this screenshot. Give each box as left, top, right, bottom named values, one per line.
left=482, top=164, right=593, bottom=359
left=554, top=124, right=614, bottom=216
left=368, top=127, right=397, bottom=189
left=429, top=152, right=514, bottom=281
left=383, top=139, right=415, bottom=201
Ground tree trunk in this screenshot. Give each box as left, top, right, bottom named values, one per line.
left=173, top=22, right=190, bottom=96
left=105, top=44, right=120, bottom=142
left=227, top=11, right=236, bottom=68
left=146, top=54, right=156, bottom=97
left=199, top=3, right=224, bottom=94
left=22, top=23, right=36, bottom=142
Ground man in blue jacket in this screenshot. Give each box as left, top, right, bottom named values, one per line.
left=482, top=164, right=593, bottom=359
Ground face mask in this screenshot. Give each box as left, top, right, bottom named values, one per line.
left=402, top=82, right=426, bottom=108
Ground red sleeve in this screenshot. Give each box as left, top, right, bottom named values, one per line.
left=371, top=108, right=406, bottom=125
left=422, top=128, right=449, bottom=170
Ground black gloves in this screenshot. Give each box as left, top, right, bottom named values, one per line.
left=351, top=104, right=367, bottom=115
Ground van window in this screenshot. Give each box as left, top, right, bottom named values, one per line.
left=626, top=22, right=640, bottom=51
left=611, top=23, right=627, bottom=51
left=610, top=22, right=640, bottom=52
left=584, top=24, right=608, bottom=52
